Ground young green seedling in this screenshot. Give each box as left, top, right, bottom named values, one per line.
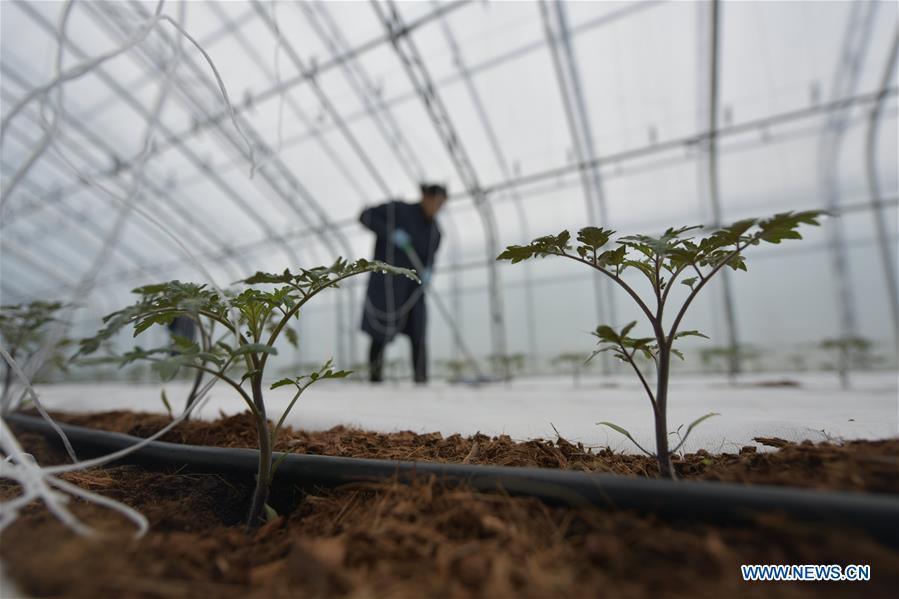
left=77, top=258, right=417, bottom=526
left=488, top=353, right=526, bottom=381
left=0, top=301, right=69, bottom=412
left=438, top=358, right=468, bottom=382
left=552, top=352, right=591, bottom=387
left=700, top=345, right=762, bottom=375
left=819, top=336, right=881, bottom=388
left=498, top=211, right=826, bottom=478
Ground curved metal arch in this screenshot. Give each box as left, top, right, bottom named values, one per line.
left=0, top=87, right=248, bottom=283
left=301, top=2, right=427, bottom=187
left=696, top=0, right=740, bottom=379
left=0, top=62, right=250, bottom=279
left=207, top=2, right=371, bottom=206
left=12, top=2, right=284, bottom=274
left=864, top=26, right=899, bottom=363
left=538, top=0, right=617, bottom=374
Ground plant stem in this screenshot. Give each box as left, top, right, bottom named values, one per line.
left=654, top=348, right=676, bottom=479
left=246, top=375, right=271, bottom=529
left=183, top=366, right=204, bottom=419
left=1, top=363, right=13, bottom=411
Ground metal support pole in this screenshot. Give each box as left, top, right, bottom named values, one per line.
left=539, top=0, right=614, bottom=374
left=864, top=28, right=899, bottom=364
left=705, top=0, right=741, bottom=380
left=435, top=4, right=539, bottom=372
left=819, top=0, right=878, bottom=388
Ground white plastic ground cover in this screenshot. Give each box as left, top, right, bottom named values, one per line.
left=31, top=371, right=898, bottom=454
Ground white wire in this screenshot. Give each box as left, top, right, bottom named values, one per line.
left=0, top=0, right=257, bottom=538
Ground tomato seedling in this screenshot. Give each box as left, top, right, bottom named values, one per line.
left=78, top=258, right=416, bottom=526
left=498, top=211, right=826, bottom=478
left=0, top=301, right=70, bottom=412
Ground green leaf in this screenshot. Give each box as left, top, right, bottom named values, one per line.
left=597, top=421, right=654, bottom=457
left=271, top=378, right=297, bottom=390
left=320, top=369, right=352, bottom=380
left=726, top=254, right=747, bottom=271
left=152, top=359, right=181, bottom=382
left=596, top=245, right=627, bottom=268
left=497, top=231, right=571, bottom=263
left=133, top=312, right=176, bottom=336
left=593, top=325, right=620, bottom=344
left=670, top=412, right=720, bottom=454
left=622, top=260, right=655, bottom=280
left=577, top=227, right=614, bottom=251
left=263, top=503, right=279, bottom=522
left=132, top=283, right=169, bottom=294
left=673, top=330, right=709, bottom=340
left=284, top=327, right=299, bottom=349
left=233, top=343, right=278, bottom=357
left=241, top=270, right=294, bottom=285
left=241, top=370, right=260, bottom=383
left=681, top=277, right=698, bottom=288
left=756, top=210, right=826, bottom=244
left=160, top=389, right=173, bottom=419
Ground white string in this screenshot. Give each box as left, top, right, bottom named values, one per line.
left=0, top=0, right=255, bottom=538
left=1, top=348, right=78, bottom=462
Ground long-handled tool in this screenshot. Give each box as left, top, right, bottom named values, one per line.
left=401, top=245, right=496, bottom=385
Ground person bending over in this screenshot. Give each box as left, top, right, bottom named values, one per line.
left=359, top=184, right=447, bottom=383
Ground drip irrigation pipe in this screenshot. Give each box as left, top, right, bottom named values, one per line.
left=6, top=412, right=899, bottom=547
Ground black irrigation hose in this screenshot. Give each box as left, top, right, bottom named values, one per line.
left=7, top=412, right=899, bottom=546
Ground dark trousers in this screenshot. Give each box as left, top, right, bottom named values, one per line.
left=369, top=335, right=427, bottom=383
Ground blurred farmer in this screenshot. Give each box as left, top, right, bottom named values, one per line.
left=360, top=184, right=447, bottom=383
left=167, top=315, right=196, bottom=345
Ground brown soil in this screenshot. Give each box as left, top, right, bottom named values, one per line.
left=3, top=432, right=899, bottom=599
left=49, top=410, right=899, bottom=494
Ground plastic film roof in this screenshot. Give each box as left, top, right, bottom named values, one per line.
left=1, top=0, right=897, bottom=367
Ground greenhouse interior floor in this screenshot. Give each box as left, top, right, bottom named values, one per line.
left=3, top=371, right=897, bottom=598
left=26, top=371, right=898, bottom=453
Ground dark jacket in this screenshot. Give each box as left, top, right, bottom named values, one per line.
left=359, top=200, right=441, bottom=342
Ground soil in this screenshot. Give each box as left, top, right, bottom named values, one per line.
left=49, top=410, right=899, bottom=494
left=2, top=413, right=898, bottom=598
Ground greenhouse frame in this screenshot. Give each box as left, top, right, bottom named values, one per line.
left=1, top=1, right=897, bottom=597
